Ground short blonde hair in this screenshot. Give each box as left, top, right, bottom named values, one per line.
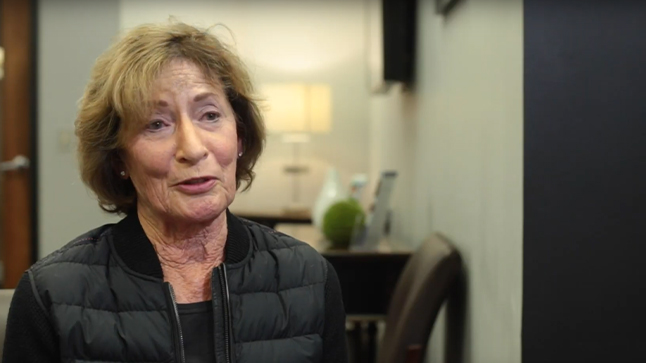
left=75, top=22, right=265, bottom=215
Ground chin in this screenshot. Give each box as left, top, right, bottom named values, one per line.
left=174, top=196, right=228, bottom=223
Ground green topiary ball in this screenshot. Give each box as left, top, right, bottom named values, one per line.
left=322, top=198, right=366, bottom=250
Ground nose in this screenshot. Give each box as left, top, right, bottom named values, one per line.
left=175, top=115, right=208, bottom=164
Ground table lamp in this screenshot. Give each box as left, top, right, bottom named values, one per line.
left=260, top=83, right=332, bottom=214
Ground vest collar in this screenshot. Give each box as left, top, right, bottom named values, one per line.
left=111, top=209, right=250, bottom=279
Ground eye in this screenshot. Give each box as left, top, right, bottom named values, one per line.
left=203, top=112, right=220, bottom=122
left=147, top=120, right=167, bottom=131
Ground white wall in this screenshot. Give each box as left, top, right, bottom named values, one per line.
left=373, top=0, right=523, bottom=362
left=119, top=0, right=372, bottom=213
left=38, top=0, right=121, bottom=257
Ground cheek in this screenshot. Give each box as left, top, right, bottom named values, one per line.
left=212, top=143, right=238, bottom=190
left=213, top=145, right=237, bottom=166
left=208, top=134, right=239, bottom=192
left=209, top=126, right=239, bottom=168
left=126, top=141, right=174, bottom=187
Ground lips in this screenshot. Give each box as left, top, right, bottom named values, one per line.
left=174, top=176, right=217, bottom=194
left=180, top=177, right=214, bottom=185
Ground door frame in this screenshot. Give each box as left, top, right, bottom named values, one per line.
left=1, top=0, right=37, bottom=288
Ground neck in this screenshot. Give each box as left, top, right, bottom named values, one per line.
left=138, top=206, right=228, bottom=271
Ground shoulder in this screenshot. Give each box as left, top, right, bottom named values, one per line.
left=29, top=223, right=116, bottom=278
left=26, top=223, right=118, bottom=311
left=239, top=218, right=328, bottom=275
left=240, top=218, right=324, bottom=254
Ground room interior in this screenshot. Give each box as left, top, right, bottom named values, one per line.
left=0, top=0, right=645, bottom=362
left=3, top=0, right=523, bottom=362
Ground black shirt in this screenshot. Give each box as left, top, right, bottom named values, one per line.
left=178, top=301, right=215, bottom=363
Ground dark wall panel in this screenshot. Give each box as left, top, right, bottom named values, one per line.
left=524, top=1, right=646, bottom=362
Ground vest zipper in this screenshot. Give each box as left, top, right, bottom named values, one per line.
left=165, top=283, right=186, bottom=363
left=218, top=264, right=233, bottom=363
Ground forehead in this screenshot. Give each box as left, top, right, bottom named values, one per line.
left=153, top=59, right=224, bottom=97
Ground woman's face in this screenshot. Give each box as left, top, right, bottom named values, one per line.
left=123, top=59, right=241, bottom=224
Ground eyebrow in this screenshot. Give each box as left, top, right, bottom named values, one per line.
left=153, top=92, right=218, bottom=109
left=193, top=92, right=218, bottom=103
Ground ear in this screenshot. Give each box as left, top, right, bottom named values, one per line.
left=237, top=138, right=243, bottom=157
left=111, top=152, right=128, bottom=179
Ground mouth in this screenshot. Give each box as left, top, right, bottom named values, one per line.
left=178, top=176, right=216, bottom=185
left=173, top=176, right=218, bottom=194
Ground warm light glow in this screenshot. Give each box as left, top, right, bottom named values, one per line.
left=260, top=83, right=332, bottom=134
left=308, top=85, right=332, bottom=133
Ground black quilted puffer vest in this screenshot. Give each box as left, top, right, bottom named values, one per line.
left=28, top=211, right=327, bottom=363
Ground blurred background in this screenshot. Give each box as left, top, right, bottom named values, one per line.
left=1, top=0, right=646, bottom=362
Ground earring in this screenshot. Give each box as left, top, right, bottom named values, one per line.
left=120, top=171, right=126, bottom=177
left=238, top=152, right=243, bottom=158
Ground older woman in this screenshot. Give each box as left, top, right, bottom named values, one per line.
left=3, top=22, right=347, bottom=363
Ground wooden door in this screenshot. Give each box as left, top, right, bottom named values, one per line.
left=0, top=0, right=34, bottom=288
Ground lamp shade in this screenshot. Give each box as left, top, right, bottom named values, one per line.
left=260, top=83, right=332, bottom=134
